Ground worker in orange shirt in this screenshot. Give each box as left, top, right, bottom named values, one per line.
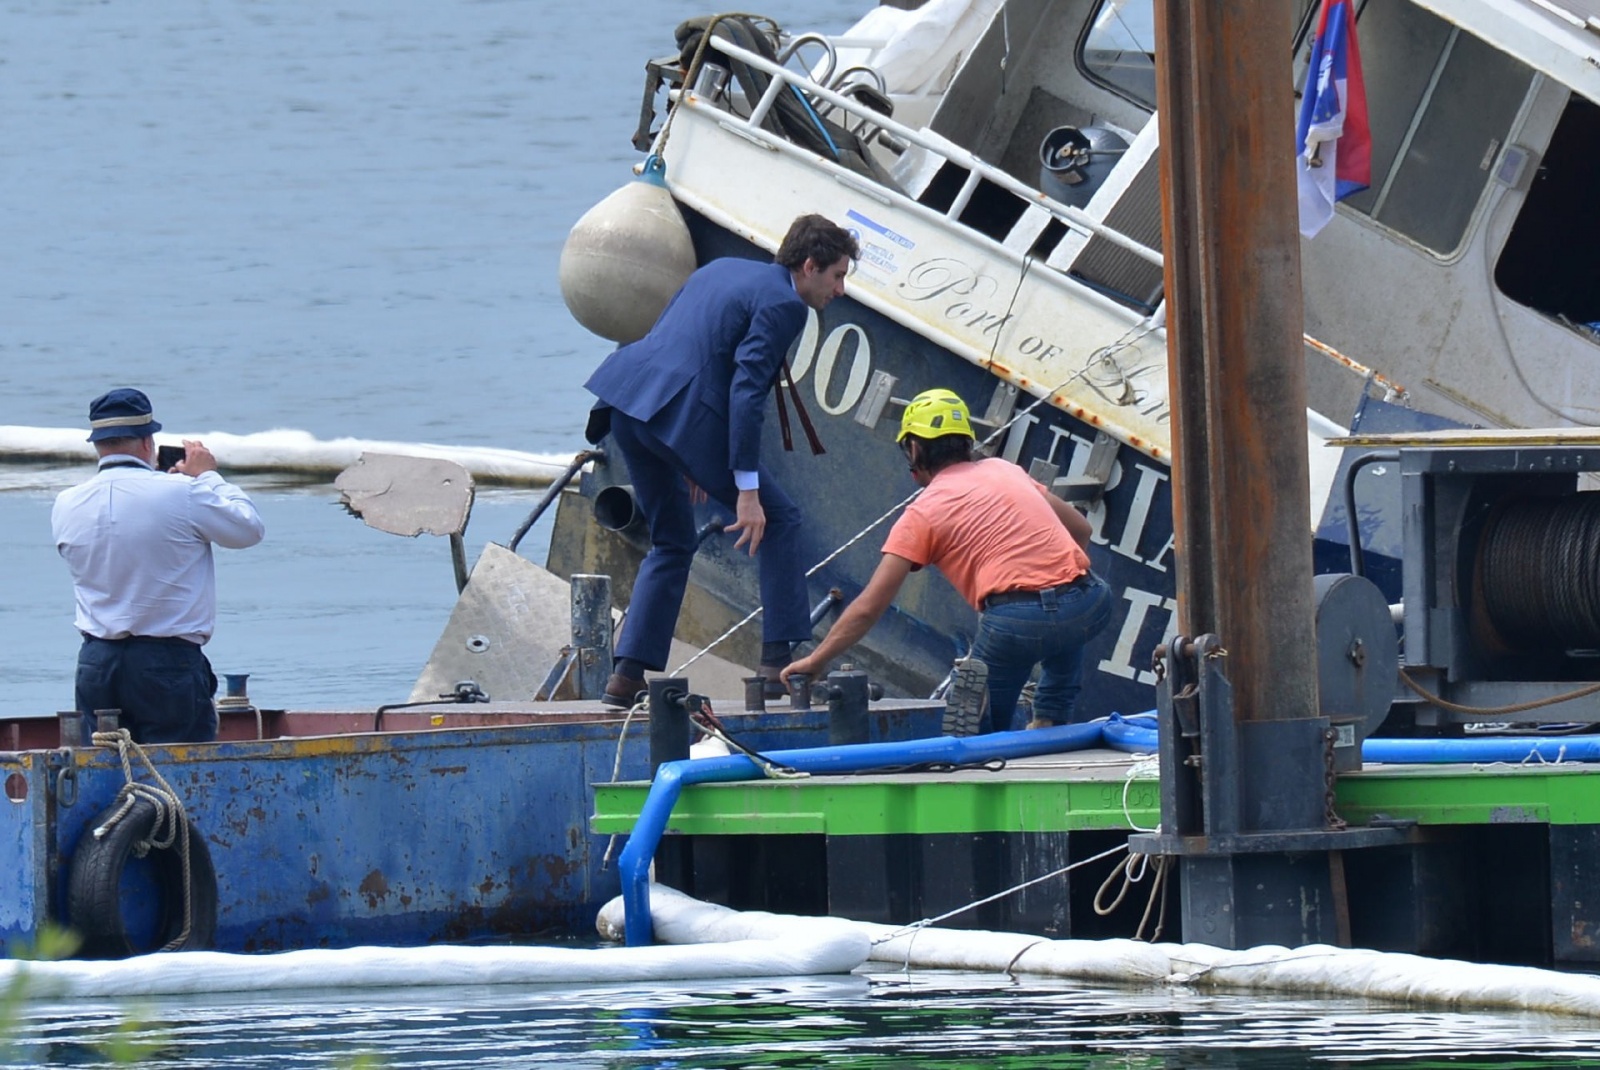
left=782, top=388, right=1110, bottom=731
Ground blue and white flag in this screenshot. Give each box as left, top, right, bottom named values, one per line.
left=1295, top=0, right=1371, bottom=238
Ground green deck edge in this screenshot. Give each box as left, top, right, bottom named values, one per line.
left=591, top=763, right=1600, bottom=837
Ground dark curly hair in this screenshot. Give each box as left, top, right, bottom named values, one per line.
left=775, top=213, right=859, bottom=270
left=903, top=433, right=976, bottom=475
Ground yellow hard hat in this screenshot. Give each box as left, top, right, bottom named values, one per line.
left=898, top=389, right=975, bottom=442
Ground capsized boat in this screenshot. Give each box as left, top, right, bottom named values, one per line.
left=549, top=0, right=1600, bottom=725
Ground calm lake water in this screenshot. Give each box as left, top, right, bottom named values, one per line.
left=8, top=971, right=1600, bottom=1068
left=0, top=0, right=865, bottom=717
left=6, top=1, right=1596, bottom=1065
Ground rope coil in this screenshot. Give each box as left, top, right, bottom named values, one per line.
left=90, top=729, right=197, bottom=951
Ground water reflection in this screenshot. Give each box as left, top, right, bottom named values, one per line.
left=7, top=972, right=1600, bottom=1068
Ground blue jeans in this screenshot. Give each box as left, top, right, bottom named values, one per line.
left=969, top=574, right=1112, bottom=731
left=76, top=636, right=219, bottom=744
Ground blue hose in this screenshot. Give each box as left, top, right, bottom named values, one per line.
left=1361, top=735, right=1600, bottom=764
left=618, top=722, right=1104, bottom=945
left=1101, top=712, right=1159, bottom=754
left=1099, top=714, right=1600, bottom=765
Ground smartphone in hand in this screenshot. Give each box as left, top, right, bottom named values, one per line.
left=157, top=444, right=186, bottom=472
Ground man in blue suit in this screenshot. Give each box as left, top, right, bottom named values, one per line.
left=584, top=213, right=859, bottom=706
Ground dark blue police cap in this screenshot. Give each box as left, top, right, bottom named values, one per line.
left=87, top=387, right=163, bottom=442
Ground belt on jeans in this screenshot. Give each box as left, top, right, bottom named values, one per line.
left=83, top=633, right=197, bottom=646
left=982, top=574, right=1091, bottom=611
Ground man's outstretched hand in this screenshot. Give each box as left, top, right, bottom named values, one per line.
left=779, top=653, right=823, bottom=686
left=725, top=488, right=766, bottom=555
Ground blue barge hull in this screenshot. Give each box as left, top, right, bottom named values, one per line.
left=0, top=701, right=941, bottom=955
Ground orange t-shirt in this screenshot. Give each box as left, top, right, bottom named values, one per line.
left=881, top=457, right=1091, bottom=611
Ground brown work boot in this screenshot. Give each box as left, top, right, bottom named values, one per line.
left=602, top=672, right=647, bottom=709
left=1025, top=717, right=1057, bottom=730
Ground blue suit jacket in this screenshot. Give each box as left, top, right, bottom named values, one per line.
left=584, top=258, right=807, bottom=475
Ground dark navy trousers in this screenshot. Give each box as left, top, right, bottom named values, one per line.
left=76, top=635, right=219, bottom=744
left=609, top=412, right=810, bottom=672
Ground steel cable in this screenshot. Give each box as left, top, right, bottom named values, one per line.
left=1480, top=493, right=1600, bottom=650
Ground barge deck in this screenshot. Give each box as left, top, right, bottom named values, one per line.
left=593, top=742, right=1600, bottom=970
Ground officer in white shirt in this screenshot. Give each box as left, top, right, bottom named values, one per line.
left=52, top=388, right=266, bottom=744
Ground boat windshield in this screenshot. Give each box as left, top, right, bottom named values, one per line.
left=1082, top=0, right=1157, bottom=108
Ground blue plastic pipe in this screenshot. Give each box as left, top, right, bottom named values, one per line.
left=1100, top=712, right=1159, bottom=753
left=1097, top=712, right=1600, bottom=766
left=1361, top=734, right=1600, bottom=764
left=618, top=722, right=1104, bottom=946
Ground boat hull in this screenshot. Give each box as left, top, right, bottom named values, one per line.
left=553, top=212, right=1180, bottom=721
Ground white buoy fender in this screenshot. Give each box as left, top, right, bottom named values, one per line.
left=559, top=157, right=697, bottom=345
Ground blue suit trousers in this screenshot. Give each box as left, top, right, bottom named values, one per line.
left=610, top=412, right=810, bottom=671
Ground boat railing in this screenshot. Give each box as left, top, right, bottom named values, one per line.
left=669, top=33, right=1409, bottom=417
left=674, top=35, right=1164, bottom=271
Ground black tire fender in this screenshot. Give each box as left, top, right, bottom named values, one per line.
left=66, top=794, right=218, bottom=958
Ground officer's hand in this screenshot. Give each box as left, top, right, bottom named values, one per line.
left=725, top=489, right=766, bottom=555
left=174, top=439, right=218, bottom=476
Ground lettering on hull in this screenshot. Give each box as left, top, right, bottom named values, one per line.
left=785, top=307, right=1180, bottom=707
left=892, top=256, right=1170, bottom=425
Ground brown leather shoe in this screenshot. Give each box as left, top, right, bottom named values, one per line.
left=602, top=672, right=646, bottom=709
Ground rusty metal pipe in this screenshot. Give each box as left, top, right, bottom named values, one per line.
left=508, top=448, right=602, bottom=553
left=1154, top=0, right=1318, bottom=724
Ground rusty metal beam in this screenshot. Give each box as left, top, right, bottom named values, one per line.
left=1154, top=0, right=1318, bottom=724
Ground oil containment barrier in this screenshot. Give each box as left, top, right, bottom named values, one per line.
left=0, top=425, right=572, bottom=486
left=0, top=919, right=869, bottom=999
left=606, top=884, right=1600, bottom=1018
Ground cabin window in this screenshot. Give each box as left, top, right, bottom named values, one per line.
left=1083, top=1, right=1533, bottom=255
left=1494, top=96, right=1600, bottom=330
left=1080, top=0, right=1157, bottom=109
left=1319, top=1, right=1530, bottom=254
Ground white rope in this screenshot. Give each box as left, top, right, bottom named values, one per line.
left=1078, top=754, right=1169, bottom=940
left=90, top=729, right=196, bottom=951
left=600, top=698, right=651, bottom=871
left=870, top=839, right=1131, bottom=952
left=670, top=490, right=918, bottom=676
left=1122, top=754, right=1161, bottom=833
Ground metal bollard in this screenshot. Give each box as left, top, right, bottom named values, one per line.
left=787, top=673, right=812, bottom=712
left=569, top=574, right=614, bottom=701
left=217, top=673, right=254, bottom=712
left=823, top=669, right=871, bottom=746
left=647, top=676, right=690, bottom=775
left=743, top=676, right=768, bottom=713
left=57, top=711, right=86, bottom=749
left=92, top=709, right=121, bottom=737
